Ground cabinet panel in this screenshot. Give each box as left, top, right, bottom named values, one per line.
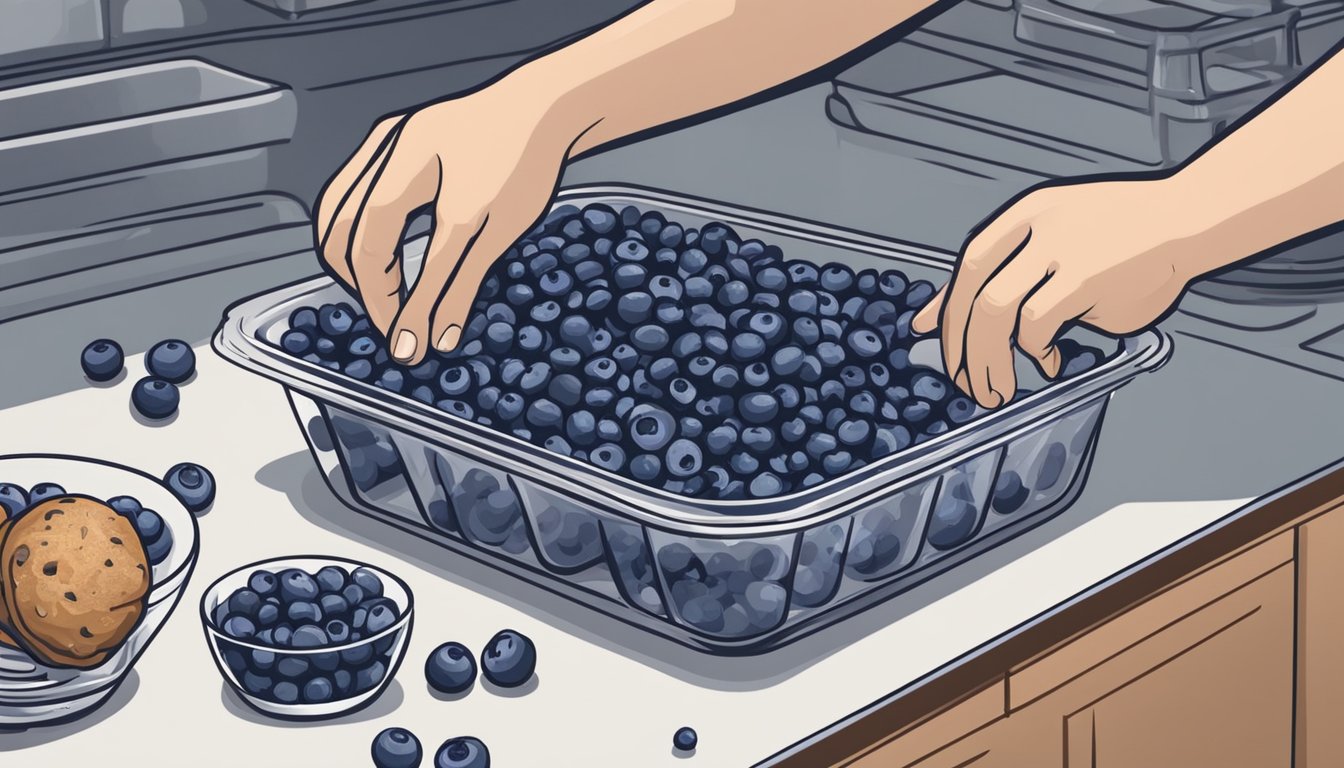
left=846, top=680, right=1007, bottom=768
left=1063, top=564, right=1294, bottom=768
left=1295, top=508, right=1344, bottom=768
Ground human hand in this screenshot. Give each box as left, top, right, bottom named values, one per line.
left=912, top=178, right=1200, bottom=408
left=314, top=78, right=578, bottom=365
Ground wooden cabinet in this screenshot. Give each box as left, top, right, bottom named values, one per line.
left=1294, top=509, right=1344, bottom=766
left=844, top=532, right=1299, bottom=768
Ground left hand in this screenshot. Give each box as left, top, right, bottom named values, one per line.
left=912, top=177, right=1200, bottom=408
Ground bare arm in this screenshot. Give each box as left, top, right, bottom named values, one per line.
left=914, top=46, right=1344, bottom=408
left=317, top=0, right=931, bottom=364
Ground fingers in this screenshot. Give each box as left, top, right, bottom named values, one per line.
left=387, top=213, right=488, bottom=365
left=941, top=218, right=1033, bottom=387
left=348, top=150, right=440, bottom=336
left=1017, top=277, right=1091, bottom=380
left=961, top=257, right=1048, bottom=408
left=316, top=116, right=404, bottom=288
left=425, top=218, right=523, bottom=355
left=911, top=286, right=945, bottom=335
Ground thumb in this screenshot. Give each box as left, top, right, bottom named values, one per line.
left=911, top=286, right=946, bottom=336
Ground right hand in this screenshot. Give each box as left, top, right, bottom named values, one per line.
left=315, top=78, right=577, bottom=365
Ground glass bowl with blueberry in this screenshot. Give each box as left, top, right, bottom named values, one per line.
left=0, top=454, right=199, bottom=727
left=217, top=186, right=1170, bottom=652
left=199, top=556, right=413, bottom=720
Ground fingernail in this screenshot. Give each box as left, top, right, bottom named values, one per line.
left=392, top=330, right=417, bottom=361
left=435, top=324, right=462, bottom=353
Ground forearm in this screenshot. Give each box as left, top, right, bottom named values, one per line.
left=1170, top=47, right=1344, bottom=279
left=504, top=0, right=930, bottom=155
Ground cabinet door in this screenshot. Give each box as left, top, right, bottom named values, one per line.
left=1063, top=563, right=1294, bottom=768
left=1295, top=507, right=1344, bottom=768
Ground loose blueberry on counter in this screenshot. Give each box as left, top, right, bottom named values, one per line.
left=132, top=377, right=180, bottom=420
left=673, top=726, right=699, bottom=752
left=0, top=483, right=27, bottom=518
left=373, top=727, right=424, bottom=768
left=146, top=339, right=196, bottom=384
left=81, top=339, right=125, bottom=382
left=435, top=737, right=490, bottom=768
left=425, top=641, right=477, bottom=694
left=165, top=462, right=216, bottom=512
left=480, top=629, right=536, bottom=688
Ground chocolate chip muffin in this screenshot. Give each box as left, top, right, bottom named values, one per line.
left=0, top=496, right=151, bottom=668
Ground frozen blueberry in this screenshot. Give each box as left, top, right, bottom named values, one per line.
left=146, top=339, right=195, bottom=383
left=435, top=737, right=490, bottom=768
left=132, top=377, right=180, bottom=420
left=164, top=462, right=215, bottom=512
left=673, top=727, right=699, bottom=752
left=481, top=629, right=536, bottom=688
left=0, top=483, right=27, bottom=518
left=425, top=641, right=477, bottom=695
left=81, top=339, right=125, bottom=381
left=992, top=470, right=1030, bottom=514
left=373, top=727, right=424, bottom=768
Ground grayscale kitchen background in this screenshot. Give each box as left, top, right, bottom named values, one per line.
left=4, top=0, right=1344, bottom=394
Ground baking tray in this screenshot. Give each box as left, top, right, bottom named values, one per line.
left=214, top=184, right=1171, bottom=654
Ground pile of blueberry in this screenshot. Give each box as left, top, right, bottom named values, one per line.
left=212, top=564, right=404, bottom=707
left=0, top=482, right=173, bottom=566
left=276, top=203, right=1105, bottom=500
left=81, top=337, right=198, bottom=421
left=423, top=628, right=537, bottom=694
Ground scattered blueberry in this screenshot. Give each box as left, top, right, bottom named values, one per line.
left=480, top=629, right=536, bottom=688
left=373, top=727, right=423, bottom=768
left=132, top=377, right=180, bottom=420
left=164, top=462, right=216, bottom=512
left=146, top=339, right=196, bottom=383
left=425, top=641, right=477, bottom=694
left=673, top=726, right=699, bottom=752
left=435, top=737, right=490, bottom=768
left=81, top=339, right=125, bottom=381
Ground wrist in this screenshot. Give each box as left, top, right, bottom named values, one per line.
left=496, top=54, right=607, bottom=158
left=1151, top=170, right=1248, bottom=284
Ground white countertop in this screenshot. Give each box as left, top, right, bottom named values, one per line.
left=2, top=309, right=1341, bottom=767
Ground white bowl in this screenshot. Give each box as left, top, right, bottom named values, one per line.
left=0, top=453, right=200, bottom=728
left=200, top=556, right=414, bottom=721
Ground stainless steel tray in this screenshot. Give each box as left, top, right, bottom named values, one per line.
left=215, top=184, right=1171, bottom=654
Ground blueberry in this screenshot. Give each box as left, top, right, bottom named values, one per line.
left=717, top=280, right=750, bottom=308
left=615, top=239, right=649, bottom=263
left=905, top=280, right=937, bottom=308
left=946, top=397, right=977, bottom=425
left=750, top=472, right=784, bottom=498
left=81, top=339, right=125, bottom=382
left=582, top=204, right=619, bottom=235
left=223, top=615, right=256, bottom=639
left=164, top=462, right=215, bottom=512
left=992, top=470, right=1030, bottom=514
left=668, top=377, right=698, bottom=406
left=425, top=641, right=477, bottom=695
left=0, top=483, right=28, bottom=517
left=280, top=330, right=312, bottom=357
left=132, top=377, right=180, bottom=420
left=730, top=332, right=766, bottom=363
left=373, top=728, right=424, bottom=768
left=837, top=419, right=872, bottom=447
left=710, top=364, right=740, bottom=390
left=290, top=306, right=319, bottom=333
left=742, top=427, right=775, bottom=453
left=664, top=439, right=703, bottom=478
left=846, top=328, right=884, bottom=360
left=597, top=418, right=623, bottom=443
left=630, top=453, right=663, bottom=482
left=525, top=398, right=563, bottom=429
left=531, top=300, right=562, bottom=325
left=627, top=404, right=676, bottom=452
left=738, top=392, right=780, bottom=425
left=705, top=425, right=737, bottom=456
left=630, top=325, right=670, bottom=354
left=649, top=275, right=684, bottom=302
left=247, top=570, right=278, bottom=598
left=730, top=452, right=760, bottom=475
left=548, top=373, right=584, bottom=407
left=805, top=432, right=838, bottom=460
left=928, top=484, right=981, bottom=550
left=434, top=737, right=490, bottom=768
left=903, top=400, right=933, bottom=424
left=879, top=270, right=908, bottom=298
left=130, top=506, right=164, bottom=541
left=279, top=569, right=320, bottom=603
left=271, top=681, right=300, bottom=704
left=703, top=330, right=730, bottom=357
left=518, top=362, right=552, bottom=395
left=350, top=570, right=383, bottom=602
left=673, top=727, right=699, bottom=752
left=590, top=443, right=626, bottom=473
left=481, top=629, right=536, bottom=688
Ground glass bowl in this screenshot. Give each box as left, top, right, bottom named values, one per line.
left=200, top=555, right=413, bottom=721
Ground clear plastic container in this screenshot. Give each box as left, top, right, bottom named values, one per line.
left=214, top=185, right=1171, bottom=654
